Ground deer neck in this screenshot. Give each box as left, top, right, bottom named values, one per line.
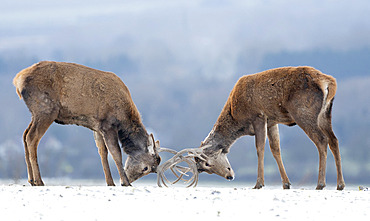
left=202, top=116, right=247, bottom=154
left=118, top=120, right=149, bottom=155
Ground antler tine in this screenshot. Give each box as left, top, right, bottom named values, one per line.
left=157, top=165, right=174, bottom=187
left=156, top=146, right=187, bottom=187
left=166, top=157, right=198, bottom=187
left=157, top=147, right=178, bottom=155
left=158, top=146, right=207, bottom=163
left=173, top=165, right=191, bottom=176
left=170, top=165, right=194, bottom=185
left=182, top=157, right=199, bottom=187
left=157, top=172, right=167, bottom=188
left=157, top=147, right=203, bottom=187
left=157, top=153, right=184, bottom=187
left=163, top=160, right=185, bottom=185
left=169, top=167, right=186, bottom=185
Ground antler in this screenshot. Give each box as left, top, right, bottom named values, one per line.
left=157, top=147, right=207, bottom=188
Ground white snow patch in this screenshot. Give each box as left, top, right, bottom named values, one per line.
left=0, top=180, right=369, bottom=220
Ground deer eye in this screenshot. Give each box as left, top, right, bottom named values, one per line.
left=143, top=166, right=148, bottom=172
left=205, top=162, right=210, bottom=167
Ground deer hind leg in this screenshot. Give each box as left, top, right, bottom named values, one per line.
left=306, top=128, right=328, bottom=190
left=100, top=129, right=131, bottom=186
left=318, top=101, right=345, bottom=190
left=291, top=113, right=329, bottom=190
left=252, top=117, right=267, bottom=189
left=24, top=116, right=55, bottom=186
left=94, top=131, right=115, bottom=186
left=267, top=124, right=291, bottom=189
left=23, top=122, right=34, bottom=185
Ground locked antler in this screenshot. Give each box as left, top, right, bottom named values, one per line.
left=157, top=147, right=207, bottom=187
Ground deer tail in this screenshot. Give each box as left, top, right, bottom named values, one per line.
left=13, top=65, right=34, bottom=99
left=13, top=73, right=24, bottom=99
left=318, top=74, right=337, bottom=124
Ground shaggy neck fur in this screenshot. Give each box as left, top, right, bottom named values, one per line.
left=201, top=101, right=253, bottom=155
left=118, top=120, right=149, bottom=155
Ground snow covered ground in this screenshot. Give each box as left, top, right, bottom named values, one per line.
left=0, top=179, right=369, bottom=221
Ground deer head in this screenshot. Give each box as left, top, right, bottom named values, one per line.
left=195, top=146, right=235, bottom=181
left=125, top=134, right=161, bottom=183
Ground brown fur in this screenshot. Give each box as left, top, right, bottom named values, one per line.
left=198, top=66, right=345, bottom=190
left=13, top=61, right=161, bottom=186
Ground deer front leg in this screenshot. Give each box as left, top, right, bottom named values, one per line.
left=101, top=129, right=131, bottom=186
left=267, top=124, right=291, bottom=189
left=253, top=118, right=267, bottom=189
left=94, top=131, right=115, bottom=186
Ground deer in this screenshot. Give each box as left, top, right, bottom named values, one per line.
left=158, top=66, right=345, bottom=190
left=13, top=61, right=162, bottom=186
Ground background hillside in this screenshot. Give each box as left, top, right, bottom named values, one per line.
left=1, top=0, right=370, bottom=186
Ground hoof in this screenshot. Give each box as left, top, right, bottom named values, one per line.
left=337, top=183, right=345, bottom=191
left=32, top=180, right=44, bottom=186
left=316, top=183, right=326, bottom=190
left=283, top=183, right=291, bottom=189
left=253, top=183, right=264, bottom=189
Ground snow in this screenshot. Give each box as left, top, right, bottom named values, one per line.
left=0, top=179, right=369, bottom=221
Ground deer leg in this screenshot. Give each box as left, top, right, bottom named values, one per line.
left=267, top=124, right=291, bottom=189
left=319, top=111, right=345, bottom=190
left=23, top=122, right=34, bottom=185
left=301, top=130, right=328, bottom=190
left=25, top=116, right=55, bottom=186
left=326, top=132, right=344, bottom=190
left=94, top=131, right=115, bottom=186
left=294, top=119, right=329, bottom=190
left=253, top=118, right=267, bottom=189
left=315, top=139, right=328, bottom=190
left=101, top=129, right=131, bottom=186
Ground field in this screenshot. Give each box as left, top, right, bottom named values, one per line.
left=0, top=179, right=369, bottom=220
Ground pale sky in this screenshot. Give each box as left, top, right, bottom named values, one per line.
left=1, top=0, right=369, bottom=78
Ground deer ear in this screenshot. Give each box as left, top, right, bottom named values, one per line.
left=148, top=133, right=155, bottom=155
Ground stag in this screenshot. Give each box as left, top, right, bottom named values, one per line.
left=13, top=61, right=161, bottom=186
left=160, top=66, right=345, bottom=190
